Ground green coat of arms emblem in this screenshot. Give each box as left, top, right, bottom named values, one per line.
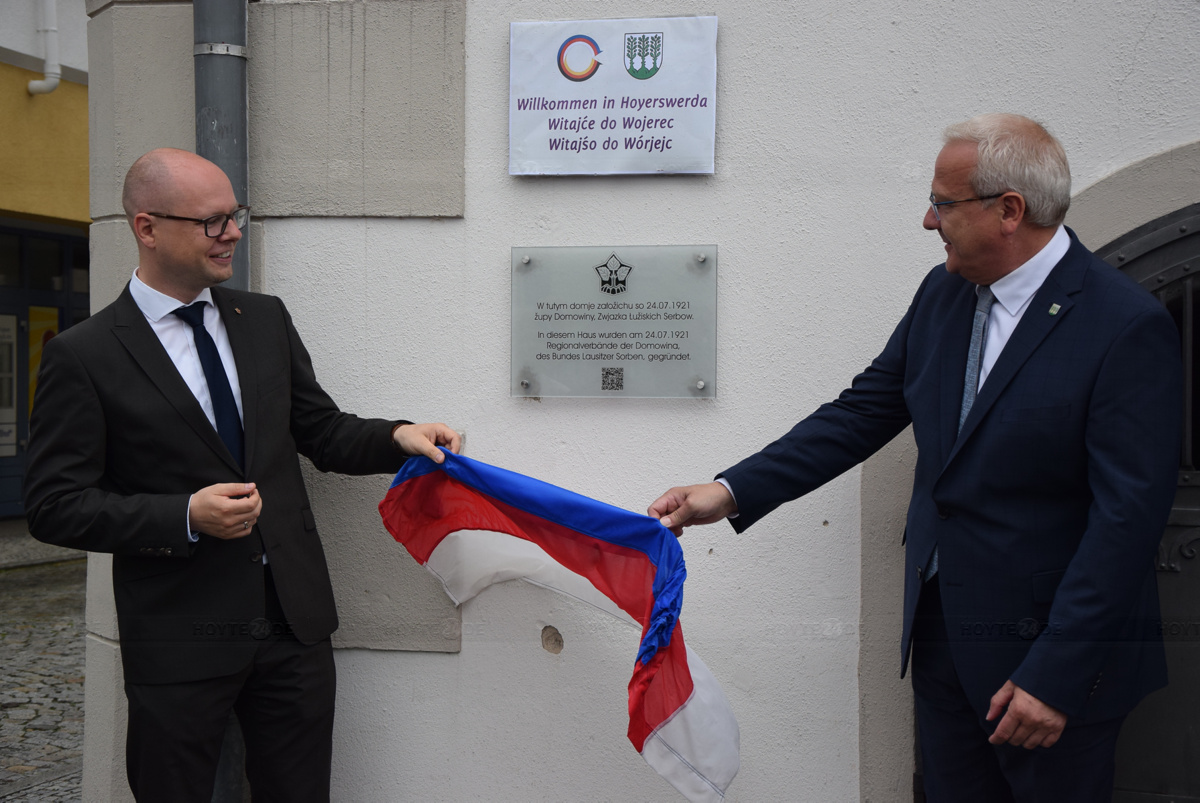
left=623, top=32, right=663, bottom=80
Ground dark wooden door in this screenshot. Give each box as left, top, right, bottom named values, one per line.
left=1100, top=203, right=1200, bottom=802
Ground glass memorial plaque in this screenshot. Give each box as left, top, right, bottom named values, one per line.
left=512, top=245, right=716, bottom=398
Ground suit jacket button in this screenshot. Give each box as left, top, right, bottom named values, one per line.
left=249, top=552, right=262, bottom=562
left=164, top=547, right=173, bottom=556
left=937, top=507, right=950, bottom=520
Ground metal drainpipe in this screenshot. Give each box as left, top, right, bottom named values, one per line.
left=194, top=0, right=250, bottom=291
left=27, top=0, right=61, bottom=95
left=194, top=4, right=251, bottom=798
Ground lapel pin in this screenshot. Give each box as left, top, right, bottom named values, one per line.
left=234, top=308, right=242, bottom=315
left=1048, top=303, right=1061, bottom=316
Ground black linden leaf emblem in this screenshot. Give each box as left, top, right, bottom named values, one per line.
left=595, top=253, right=633, bottom=294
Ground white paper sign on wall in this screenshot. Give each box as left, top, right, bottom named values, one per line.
left=509, top=17, right=718, bottom=175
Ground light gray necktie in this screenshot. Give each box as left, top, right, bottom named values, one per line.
left=959, top=285, right=996, bottom=433
left=928, top=285, right=995, bottom=581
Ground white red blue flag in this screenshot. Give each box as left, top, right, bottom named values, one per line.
left=379, top=450, right=740, bottom=802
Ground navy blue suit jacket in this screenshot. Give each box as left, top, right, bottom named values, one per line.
left=722, top=230, right=1181, bottom=722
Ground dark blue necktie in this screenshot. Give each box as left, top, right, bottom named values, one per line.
left=172, top=303, right=243, bottom=469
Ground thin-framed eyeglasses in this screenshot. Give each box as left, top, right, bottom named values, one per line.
left=147, top=205, right=250, bottom=238
left=928, top=193, right=1003, bottom=222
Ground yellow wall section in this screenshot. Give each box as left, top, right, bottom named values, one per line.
left=0, top=62, right=89, bottom=226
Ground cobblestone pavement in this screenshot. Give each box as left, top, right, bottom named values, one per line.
left=0, top=559, right=86, bottom=802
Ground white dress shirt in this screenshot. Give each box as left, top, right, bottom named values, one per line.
left=975, top=225, right=1069, bottom=390
left=128, top=269, right=244, bottom=426
left=128, top=269, right=246, bottom=541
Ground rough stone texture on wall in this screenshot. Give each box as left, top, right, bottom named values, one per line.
left=81, top=636, right=131, bottom=803
left=84, top=3, right=194, bottom=798
left=86, top=220, right=135, bottom=308
left=249, top=0, right=466, bottom=217
left=257, top=214, right=465, bottom=652
left=859, top=429, right=917, bottom=801
left=88, top=2, right=194, bottom=221
left=302, top=466, right=461, bottom=653
left=83, top=555, right=118, bottom=642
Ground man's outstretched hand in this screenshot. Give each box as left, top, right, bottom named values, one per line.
left=648, top=481, right=737, bottom=536
left=393, top=423, right=461, bottom=463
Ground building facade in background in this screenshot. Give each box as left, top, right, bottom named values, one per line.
left=0, top=0, right=90, bottom=517
left=72, top=1, right=1200, bottom=800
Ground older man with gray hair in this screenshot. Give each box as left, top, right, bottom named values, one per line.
left=650, top=114, right=1181, bottom=801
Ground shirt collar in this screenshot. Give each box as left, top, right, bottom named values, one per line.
left=986, top=225, right=1070, bottom=315
left=129, top=268, right=214, bottom=323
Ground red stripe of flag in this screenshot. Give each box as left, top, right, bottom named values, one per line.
left=380, top=468, right=694, bottom=751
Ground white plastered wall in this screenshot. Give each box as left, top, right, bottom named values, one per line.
left=84, top=1, right=1200, bottom=800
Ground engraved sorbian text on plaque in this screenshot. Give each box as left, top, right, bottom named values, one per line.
left=512, top=245, right=716, bottom=398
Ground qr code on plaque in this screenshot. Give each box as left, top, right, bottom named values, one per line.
left=601, top=367, right=624, bottom=391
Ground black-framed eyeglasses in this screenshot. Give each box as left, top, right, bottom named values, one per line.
left=928, top=193, right=1003, bottom=222
left=147, top=205, right=250, bottom=238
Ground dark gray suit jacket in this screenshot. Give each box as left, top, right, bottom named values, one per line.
left=25, top=285, right=407, bottom=684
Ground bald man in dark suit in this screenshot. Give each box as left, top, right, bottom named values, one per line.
left=25, top=148, right=460, bottom=802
